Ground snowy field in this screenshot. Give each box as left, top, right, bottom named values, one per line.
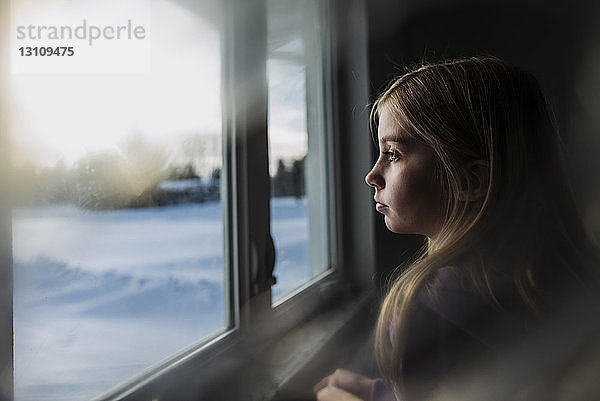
left=12, top=197, right=309, bottom=401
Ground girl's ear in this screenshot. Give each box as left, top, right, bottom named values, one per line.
left=458, top=160, right=489, bottom=201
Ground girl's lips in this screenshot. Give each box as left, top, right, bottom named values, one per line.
left=375, top=202, right=388, bottom=212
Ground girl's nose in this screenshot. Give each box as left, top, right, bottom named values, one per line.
left=365, top=166, right=384, bottom=190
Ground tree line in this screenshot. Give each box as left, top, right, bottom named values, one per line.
left=11, top=150, right=304, bottom=210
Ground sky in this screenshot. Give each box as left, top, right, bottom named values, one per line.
left=9, top=0, right=220, bottom=168
left=8, top=0, right=308, bottom=174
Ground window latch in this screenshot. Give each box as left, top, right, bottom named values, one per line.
left=251, top=233, right=277, bottom=295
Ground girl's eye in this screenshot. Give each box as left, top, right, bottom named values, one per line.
left=382, top=150, right=401, bottom=162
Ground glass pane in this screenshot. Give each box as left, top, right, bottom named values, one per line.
left=267, top=0, right=330, bottom=301
left=10, top=1, right=226, bottom=400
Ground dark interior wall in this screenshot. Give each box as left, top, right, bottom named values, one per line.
left=367, top=0, right=588, bottom=113
left=365, top=0, right=600, bottom=277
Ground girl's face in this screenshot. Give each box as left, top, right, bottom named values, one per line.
left=365, top=107, right=445, bottom=238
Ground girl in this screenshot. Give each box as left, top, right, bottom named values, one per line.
left=314, top=57, right=600, bottom=401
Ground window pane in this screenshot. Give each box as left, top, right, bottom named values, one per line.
left=267, top=0, right=330, bottom=301
left=10, top=1, right=226, bottom=400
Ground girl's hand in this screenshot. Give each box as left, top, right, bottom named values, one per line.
left=315, top=385, right=364, bottom=401
left=313, top=369, right=375, bottom=401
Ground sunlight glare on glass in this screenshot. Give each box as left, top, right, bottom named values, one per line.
left=9, top=0, right=220, bottom=169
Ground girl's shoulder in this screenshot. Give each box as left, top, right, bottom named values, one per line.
left=415, top=266, right=526, bottom=351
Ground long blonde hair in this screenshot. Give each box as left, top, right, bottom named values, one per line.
left=373, top=57, right=598, bottom=393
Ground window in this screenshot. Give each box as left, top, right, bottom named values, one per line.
left=5, top=0, right=352, bottom=399
left=10, top=1, right=226, bottom=400
left=267, top=0, right=332, bottom=301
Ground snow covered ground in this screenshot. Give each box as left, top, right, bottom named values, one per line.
left=12, top=198, right=309, bottom=401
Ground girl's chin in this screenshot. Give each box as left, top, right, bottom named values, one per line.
left=384, top=217, right=429, bottom=237
left=384, top=217, right=403, bottom=234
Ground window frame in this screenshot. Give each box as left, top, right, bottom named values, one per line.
left=225, top=0, right=347, bottom=345
left=267, top=0, right=341, bottom=310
